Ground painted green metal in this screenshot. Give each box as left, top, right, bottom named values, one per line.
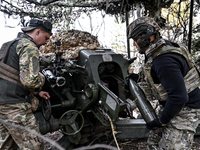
left=35, top=48, right=200, bottom=149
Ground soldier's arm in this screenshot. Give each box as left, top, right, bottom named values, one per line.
left=152, top=53, right=188, bottom=124
left=16, top=38, right=45, bottom=88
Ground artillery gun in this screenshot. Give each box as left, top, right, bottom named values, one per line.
left=34, top=40, right=161, bottom=149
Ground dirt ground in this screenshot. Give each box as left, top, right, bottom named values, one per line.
left=44, top=131, right=200, bottom=150
left=118, top=137, right=200, bottom=150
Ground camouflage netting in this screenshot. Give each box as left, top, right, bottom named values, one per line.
left=39, top=29, right=137, bottom=74
left=39, top=29, right=104, bottom=61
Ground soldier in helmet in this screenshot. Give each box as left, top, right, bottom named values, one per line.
left=127, top=16, right=200, bottom=149
left=0, top=18, right=52, bottom=149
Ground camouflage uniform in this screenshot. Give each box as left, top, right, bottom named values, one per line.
left=0, top=103, right=44, bottom=150
left=147, top=107, right=200, bottom=150
left=143, top=39, right=200, bottom=150
left=0, top=32, right=45, bottom=149
left=127, top=17, right=200, bottom=150
left=17, top=32, right=45, bottom=88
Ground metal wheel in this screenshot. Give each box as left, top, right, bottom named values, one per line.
left=41, top=98, right=52, bottom=121
left=59, top=110, right=84, bottom=135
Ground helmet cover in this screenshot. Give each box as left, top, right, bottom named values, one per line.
left=127, top=16, right=160, bottom=39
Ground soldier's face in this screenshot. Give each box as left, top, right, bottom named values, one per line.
left=35, top=29, right=51, bottom=47
left=133, top=40, right=140, bottom=51
left=132, top=35, right=155, bottom=54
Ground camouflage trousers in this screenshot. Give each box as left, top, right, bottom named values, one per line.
left=147, top=106, right=200, bottom=150
left=0, top=102, right=44, bottom=150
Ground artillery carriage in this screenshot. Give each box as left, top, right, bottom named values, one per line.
left=35, top=40, right=199, bottom=149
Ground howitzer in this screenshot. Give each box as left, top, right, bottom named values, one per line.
left=34, top=42, right=200, bottom=149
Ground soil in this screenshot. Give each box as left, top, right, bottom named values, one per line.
left=118, top=137, right=200, bottom=150
left=44, top=131, right=200, bottom=150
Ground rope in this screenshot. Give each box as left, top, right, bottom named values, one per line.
left=72, top=144, right=118, bottom=150
left=109, top=117, right=121, bottom=150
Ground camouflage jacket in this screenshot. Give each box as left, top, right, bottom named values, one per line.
left=138, top=38, right=200, bottom=102
left=16, top=32, right=44, bottom=88
left=0, top=32, right=44, bottom=104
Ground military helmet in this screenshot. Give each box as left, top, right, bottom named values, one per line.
left=127, top=16, right=160, bottom=39
left=127, top=16, right=160, bottom=54
left=21, top=19, right=52, bottom=35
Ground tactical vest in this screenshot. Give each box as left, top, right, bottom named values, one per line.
left=0, top=39, right=22, bottom=86
left=0, top=38, right=28, bottom=104
left=138, top=42, right=200, bottom=102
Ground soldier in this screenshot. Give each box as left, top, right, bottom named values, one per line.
left=0, top=18, right=51, bottom=149
left=127, top=16, right=200, bottom=149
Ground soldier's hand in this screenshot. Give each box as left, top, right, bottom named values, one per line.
left=146, top=118, right=166, bottom=130
left=39, top=91, right=50, bottom=99
left=38, top=72, right=44, bottom=77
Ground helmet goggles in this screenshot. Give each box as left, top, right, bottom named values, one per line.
left=29, top=19, right=52, bottom=33
left=21, top=19, right=52, bottom=35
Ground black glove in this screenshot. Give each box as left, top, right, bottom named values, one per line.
left=146, top=118, right=166, bottom=130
